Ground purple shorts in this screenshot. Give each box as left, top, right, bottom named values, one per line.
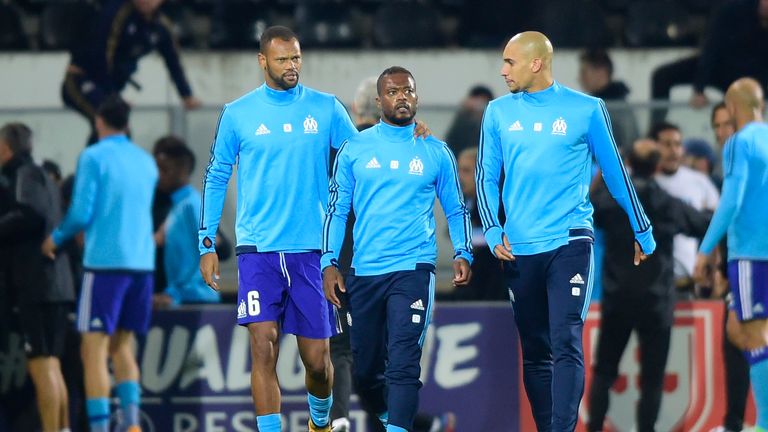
left=237, top=252, right=339, bottom=338
left=728, top=259, right=768, bottom=321
left=77, top=271, right=153, bottom=334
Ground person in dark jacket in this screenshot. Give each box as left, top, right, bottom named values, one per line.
left=650, top=0, right=768, bottom=124
left=444, top=85, right=494, bottom=157
left=587, top=138, right=711, bottom=432
left=61, top=0, right=201, bottom=144
left=0, top=122, right=75, bottom=432
left=451, top=147, right=506, bottom=301
left=579, top=49, right=639, bottom=150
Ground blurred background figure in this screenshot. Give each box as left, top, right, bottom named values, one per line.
left=0, top=122, right=74, bottom=432
left=351, top=76, right=380, bottom=131
left=588, top=138, right=711, bottom=432
left=61, top=0, right=201, bottom=144
left=445, top=85, right=493, bottom=157
left=152, top=141, right=220, bottom=308
left=650, top=0, right=768, bottom=124
left=684, top=137, right=717, bottom=178
left=449, top=146, right=506, bottom=301
left=711, top=102, right=738, bottom=187
left=579, top=49, right=639, bottom=150
left=651, top=121, right=720, bottom=297
left=151, top=135, right=231, bottom=306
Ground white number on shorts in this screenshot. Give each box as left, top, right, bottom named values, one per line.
left=247, top=291, right=260, bottom=316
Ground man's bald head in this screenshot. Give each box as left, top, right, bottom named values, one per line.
left=726, top=78, right=765, bottom=111
left=505, top=32, right=554, bottom=68
left=725, top=78, right=765, bottom=127
left=500, top=32, right=555, bottom=94
left=628, top=138, right=661, bottom=177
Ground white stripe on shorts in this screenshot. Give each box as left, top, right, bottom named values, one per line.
left=78, top=272, right=94, bottom=332
left=279, top=253, right=292, bottom=287
left=739, top=260, right=753, bottom=320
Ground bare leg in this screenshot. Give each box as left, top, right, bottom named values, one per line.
left=27, top=357, right=63, bottom=431
left=248, top=322, right=281, bottom=414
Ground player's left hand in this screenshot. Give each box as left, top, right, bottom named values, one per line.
left=453, top=258, right=471, bottom=286
left=693, top=252, right=710, bottom=285
left=633, top=241, right=648, bottom=266
left=41, top=235, right=57, bottom=260
left=183, top=96, right=202, bottom=110
left=323, top=266, right=346, bottom=307
left=413, top=120, right=432, bottom=139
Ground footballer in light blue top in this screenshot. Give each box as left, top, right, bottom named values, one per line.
left=164, top=185, right=220, bottom=305
left=699, top=121, right=768, bottom=259
left=477, top=80, right=656, bottom=256
left=52, top=134, right=157, bottom=270
left=321, top=121, right=473, bottom=275
left=199, top=82, right=357, bottom=255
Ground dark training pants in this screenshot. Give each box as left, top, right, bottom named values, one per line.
left=347, top=267, right=434, bottom=431
left=587, top=309, right=672, bottom=432
left=504, top=232, right=594, bottom=432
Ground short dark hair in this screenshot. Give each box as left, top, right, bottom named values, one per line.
left=0, top=122, right=32, bottom=155
left=468, top=85, right=494, bottom=100
left=260, top=26, right=298, bottom=54
left=648, top=121, right=680, bottom=141
left=96, top=95, right=130, bottom=130
left=711, top=101, right=727, bottom=124
left=629, top=144, right=661, bottom=178
left=580, top=49, right=613, bottom=77
left=42, top=159, right=62, bottom=182
left=153, top=135, right=186, bottom=156
left=376, top=66, right=415, bottom=95
left=157, top=143, right=196, bottom=175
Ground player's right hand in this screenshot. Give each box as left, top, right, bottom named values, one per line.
left=494, top=234, right=515, bottom=261
left=323, top=266, right=346, bottom=308
left=200, top=252, right=220, bottom=291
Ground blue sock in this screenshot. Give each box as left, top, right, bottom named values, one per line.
left=86, top=398, right=110, bottom=432
left=386, top=425, right=408, bottom=432
left=256, top=413, right=282, bottom=432
left=307, top=392, right=332, bottom=427
left=116, top=380, right=141, bottom=426
left=378, top=412, right=389, bottom=427
left=751, top=356, right=768, bottom=431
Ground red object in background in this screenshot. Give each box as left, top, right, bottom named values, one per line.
left=519, top=301, right=756, bottom=432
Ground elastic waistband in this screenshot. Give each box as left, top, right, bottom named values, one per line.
left=236, top=246, right=320, bottom=256
left=348, top=262, right=435, bottom=276
left=568, top=228, right=594, bottom=242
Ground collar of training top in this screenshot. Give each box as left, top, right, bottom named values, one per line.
left=259, top=82, right=303, bottom=106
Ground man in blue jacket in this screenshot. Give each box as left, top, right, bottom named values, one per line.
left=42, top=95, right=157, bottom=432
left=321, top=66, right=473, bottom=432
left=476, top=32, right=656, bottom=432
left=153, top=143, right=219, bottom=307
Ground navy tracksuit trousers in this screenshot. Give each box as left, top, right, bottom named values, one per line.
left=346, top=266, right=435, bottom=431
left=505, top=231, right=594, bottom=432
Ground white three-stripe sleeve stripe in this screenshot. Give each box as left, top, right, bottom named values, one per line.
left=200, top=106, right=228, bottom=231
left=475, top=115, right=497, bottom=232
left=597, top=101, right=650, bottom=232
left=323, top=140, right=350, bottom=254
left=441, top=144, right=473, bottom=253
